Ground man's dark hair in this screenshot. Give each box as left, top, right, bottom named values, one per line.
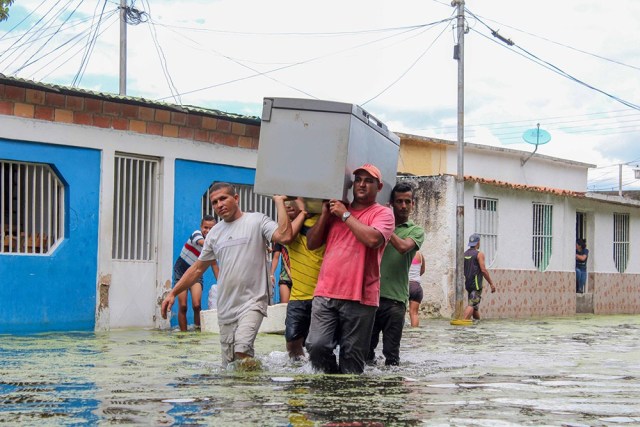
left=390, top=182, right=415, bottom=204
left=201, top=214, right=215, bottom=223
left=576, top=238, right=586, bottom=249
left=209, top=181, right=236, bottom=196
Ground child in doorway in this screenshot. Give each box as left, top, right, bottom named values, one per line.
left=173, top=215, right=216, bottom=331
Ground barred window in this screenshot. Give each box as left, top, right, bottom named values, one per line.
left=474, top=197, right=498, bottom=266
left=202, top=183, right=276, bottom=221
left=1, top=160, right=65, bottom=255
left=613, top=213, right=629, bottom=273
left=112, top=154, right=159, bottom=261
left=532, top=203, right=553, bottom=271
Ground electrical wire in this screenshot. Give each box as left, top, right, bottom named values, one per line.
left=73, top=0, right=109, bottom=86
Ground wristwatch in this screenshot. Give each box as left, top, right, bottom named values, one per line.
left=341, top=211, right=351, bottom=222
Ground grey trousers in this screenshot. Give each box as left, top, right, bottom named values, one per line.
left=305, top=296, right=377, bottom=374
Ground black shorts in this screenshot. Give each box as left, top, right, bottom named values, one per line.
left=409, top=281, right=423, bottom=303
left=173, top=258, right=203, bottom=287
left=285, top=299, right=313, bottom=342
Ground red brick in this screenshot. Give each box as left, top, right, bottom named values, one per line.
left=155, top=109, right=170, bottom=123
left=246, top=124, right=260, bottom=138
left=171, top=112, right=187, bottom=126
left=194, top=129, right=208, bottom=142
left=211, top=132, right=238, bottom=147
left=163, top=124, right=179, bottom=137
left=0, top=101, right=13, bottom=115
left=55, top=109, right=73, bottom=123
left=187, top=114, right=202, bottom=128
left=129, top=120, right=146, bottom=133
left=122, top=104, right=138, bottom=119
left=4, top=86, right=25, bottom=102
left=25, top=89, right=45, bottom=105
left=178, top=127, right=194, bottom=139
left=66, top=95, right=84, bottom=111
left=252, top=137, right=259, bottom=150
left=139, top=106, right=154, bottom=121
left=85, top=98, right=102, bottom=113
left=34, top=105, right=54, bottom=121
left=238, top=136, right=253, bottom=149
left=202, top=116, right=217, bottom=130
left=103, top=101, right=121, bottom=116
left=46, top=92, right=65, bottom=108
left=15, top=104, right=34, bottom=118
left=231, top=122, right=246, bottom=136
left=0, top=84, right=5, bottom=98
left=112, top=117, right=128, bottom=130
left=216, top=120, right=231, bottom=133
left=73, top=111, right=93, bottom=126
left=93, top=115, right=112, bottom=128
left=147, top=122, right=162, bottom=135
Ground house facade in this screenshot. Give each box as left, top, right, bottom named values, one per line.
left=0, top=75, right=267, bottom=333
left=397, top=134, right=640, bottom=318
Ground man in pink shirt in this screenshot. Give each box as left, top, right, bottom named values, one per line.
left=306, top=163, right=395, bottom=374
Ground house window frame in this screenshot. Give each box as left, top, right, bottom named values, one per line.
left=473, top=197, right=498, bottom=267
left=532, top=202, right=553, bottom=272
left=1, top=159, right=65, bottom=255
left=613, top=212, right=629, bottom=273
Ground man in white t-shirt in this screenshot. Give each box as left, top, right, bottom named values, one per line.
left=161, top=182, right=292, bottom=366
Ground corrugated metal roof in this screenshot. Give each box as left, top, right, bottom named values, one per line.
left=0, top=73, right=261, bottom=125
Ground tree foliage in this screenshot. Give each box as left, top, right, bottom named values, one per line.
left=0, top=0, right=15, bottom=22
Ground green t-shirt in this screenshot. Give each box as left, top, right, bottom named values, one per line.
left=379, top=221, right=425, bottom=304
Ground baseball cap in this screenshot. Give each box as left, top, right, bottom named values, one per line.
left=353, top=163, right=382, bottom=182
left=468, top=233, right=480, bottom=247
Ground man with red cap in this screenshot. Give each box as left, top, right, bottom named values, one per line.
left=305, top=163, right=395, bottom=374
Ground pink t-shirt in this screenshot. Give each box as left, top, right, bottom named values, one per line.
left=313, top=203, right=395, bottom=306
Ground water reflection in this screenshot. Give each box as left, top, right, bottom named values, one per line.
left=0, top=315, right=639, bottom=425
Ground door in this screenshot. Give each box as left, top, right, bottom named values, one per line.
left=109, top=154, right=160, bottom=328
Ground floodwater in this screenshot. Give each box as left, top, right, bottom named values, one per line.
left=1, top=315, right=639, bottom=426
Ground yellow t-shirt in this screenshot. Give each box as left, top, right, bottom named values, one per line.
left=288, top=216, right=325, bottom=300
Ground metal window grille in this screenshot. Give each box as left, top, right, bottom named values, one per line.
left=532, top=203, right=553, bottom=271
left=112, top=154, right=159, bottom=261
left=1, top=160, right=64, bottom=255
left=473, top=197, right=498, bottom=266
left=202, top=183, right=277, bottom=221
left=613, top=213, right=629, bottom=273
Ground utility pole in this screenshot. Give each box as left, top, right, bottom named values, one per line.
left=453, top=0, right=465, bottom=319
left=119, top=0, right=127, bottom=95
left=618, top=164, right=623, bottom=197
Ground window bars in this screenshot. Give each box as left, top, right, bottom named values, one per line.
left=613, top=213, right=629, bottom=273
left=473, top=197, right=498, bottom=267
left=1, top=160, right=64, bottom=254
left=532, top=203, right=553, bottom=271
left=112, top=155, right=159, bottom=261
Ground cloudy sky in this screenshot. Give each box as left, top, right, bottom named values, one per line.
left=1, top=0, right=639, bottom=190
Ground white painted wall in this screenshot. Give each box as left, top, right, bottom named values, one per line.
left=1, top=115, right=258, bottom=330
left=444, top=144, right=591, bottom=192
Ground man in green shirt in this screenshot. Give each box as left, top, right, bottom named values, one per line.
left=367, top=182, right=425, bottom=366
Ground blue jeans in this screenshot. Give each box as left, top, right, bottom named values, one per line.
left=576, top=268, right=587, bottom=293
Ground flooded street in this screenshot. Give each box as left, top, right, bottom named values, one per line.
left=1, top=315, right=639, bottom=426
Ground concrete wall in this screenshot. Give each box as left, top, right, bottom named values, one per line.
left=0, top=138, right=100, bottom=332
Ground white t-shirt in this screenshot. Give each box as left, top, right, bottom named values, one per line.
left=199, top=212, right=277, bottom=325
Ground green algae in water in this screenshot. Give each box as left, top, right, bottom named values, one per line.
left=0, top=315, right=639, bottom=425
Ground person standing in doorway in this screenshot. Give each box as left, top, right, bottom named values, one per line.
left=367, top=182, right=424, bottom=366
left=305, top=163, right=395, bottom=374
left=408, top=251, right=425, bottom=327
left=161, top=182, right=293, bottom=367
left=172, top=215, right=217, bottom=331
left=575, top=238, right=589, bottom=293
left=463, top=234, right=496, bottom=320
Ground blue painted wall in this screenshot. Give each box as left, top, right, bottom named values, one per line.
left=0, top=139, right=100, bottom=333
left=171, top=160, right=256, bottom=327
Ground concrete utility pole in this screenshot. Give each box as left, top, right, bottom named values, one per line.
left=619, top=164, right=623, bottom=197
left=119, top=0, right=127, bottom=95
left=453, top=0, right=465, bottom=319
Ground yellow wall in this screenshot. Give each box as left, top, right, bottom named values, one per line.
left=397, top=136, right=449, bottom=176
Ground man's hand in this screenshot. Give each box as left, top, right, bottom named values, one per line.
left=490, top=284, right=496, bottom=293
left=161, top=292, right=175, bottom=319
left=272, top=194, right=287, bottom=203
left=328, top=199, right=347, bottom=218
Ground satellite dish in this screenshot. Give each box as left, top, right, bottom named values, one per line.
left=521, top=123, right=551, bottom=166
left=523, top=127, right=551, bottom=145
